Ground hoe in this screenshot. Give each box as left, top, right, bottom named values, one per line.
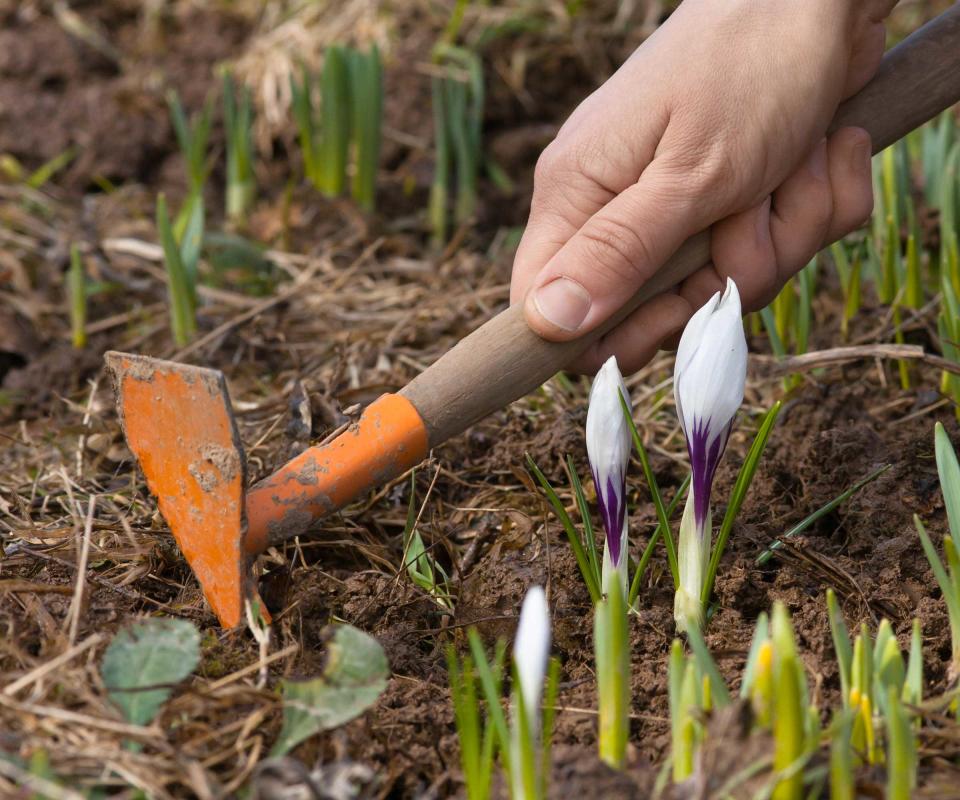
left=107, top=8, right=960, bottom=628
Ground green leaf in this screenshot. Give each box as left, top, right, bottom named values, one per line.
left=619, top=390, right=679, bottom=587
left=271, top=624, right=388, bottom=756
left=826, top=589, right=853, bottom=707
left=526, top=453, right=601, bottom=604
left=703, top=401, right=781, bottom=603
left=101, top=618, right=200, bottom=726
left=756, top=463, right=888, bottom=566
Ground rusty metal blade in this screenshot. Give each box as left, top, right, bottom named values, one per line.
left=105, top=351, right=253, bottom=628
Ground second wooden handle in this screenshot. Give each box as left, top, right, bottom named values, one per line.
left=402, top=6, right=960, bottom=446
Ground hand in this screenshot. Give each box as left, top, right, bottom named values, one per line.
left=509, top=0, right=896, bottom=374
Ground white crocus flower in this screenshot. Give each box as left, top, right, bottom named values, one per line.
left=512, top=586, right=551, bottom=798
left=586, top=356, right=632, bottom=596
left=672, top=278, right=748, bottom=632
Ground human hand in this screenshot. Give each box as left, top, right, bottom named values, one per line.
left=509, top=0, right=896, bottom=374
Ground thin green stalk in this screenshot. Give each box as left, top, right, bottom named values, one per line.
left=629, top=475, right=690, bottom=607
left=566, top=455, right=600, bottom=589
left=886, top=688, right=916, bottom=800
left=166, top=89, right=213, bottom=193
left=157, top=194, right=196, bottom=346
left=468, top=631, right=511, bottom=775
left=223, top=70, right=255, bottom=223
left=67, top=244, right=86, bottom=349
left=618, top=391, right=679, bottom=587
left=757, top=464, right=889, bottom=565
left=429, top=75, right=450, bottom=247
left=702, top=401, right=781, bottom=605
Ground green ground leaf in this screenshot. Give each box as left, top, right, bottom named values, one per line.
left=271, top=624, right=388, bottom=756
left=101, top=618, right=200, bottom=726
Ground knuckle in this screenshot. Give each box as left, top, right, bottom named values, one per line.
left=578, top=216, right=653, bottom=284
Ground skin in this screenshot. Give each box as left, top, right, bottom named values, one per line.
left=509, top=0, right=899, bottom=374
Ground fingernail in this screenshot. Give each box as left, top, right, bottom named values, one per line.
left=809, top=138, right=828, bottom=181
left=532, top=278, right=592, bottom=332
left=852, top=139, right=872, bottom=175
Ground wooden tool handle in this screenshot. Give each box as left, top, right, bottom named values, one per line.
left=402, top=6, right=960, bottom=446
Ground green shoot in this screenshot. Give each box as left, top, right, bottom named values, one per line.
left=222, top=70, right=256, bottom=223
left=429, top=74, right=450, bottom=247
left=167, top=89, right=213, bottom=193
left=348, top=44, right=383, bottom=212
left=885, top=688, right=917, bottom=800
left=67, top=244, right=86, bottom=349
left=156, top=193, right=201, bottom=346
left=915, top=422, right=960, bottom=677
left=318, top=46, right=350, bottom=197
left=447, top=645, right=499, bottom=800
left=401, top=472, right=453, bottom=609
left=594, top=576, right=629, bottom=769
left=829, top=710, right=855, bottom=800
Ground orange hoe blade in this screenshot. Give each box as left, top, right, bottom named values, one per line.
left=106, top=351, right=428, bottom=628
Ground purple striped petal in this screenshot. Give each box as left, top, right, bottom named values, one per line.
left=594, top=468, right=626, bottom=566
left=686, top=417, right=732, bottom=529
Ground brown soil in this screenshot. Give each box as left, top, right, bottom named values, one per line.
left=1, top=2, right=959, bottom=799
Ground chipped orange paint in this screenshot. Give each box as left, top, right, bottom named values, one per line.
left=245, top=393, right=429, bottom=553
left=106, top=352, right=256, bottom=629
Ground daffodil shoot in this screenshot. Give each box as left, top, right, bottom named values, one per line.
left=673, top=278, right=748, bottom=632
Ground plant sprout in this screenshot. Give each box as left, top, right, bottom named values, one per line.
left=67, top=243, right=86, bottom=349
left=401, top=471, right=453, bottom=609
left=222, top=69, right=255, bottom=223
left=166, top=89, right=213, bottom=195
left=348, top=44, right=383, bottom=212
left=673, top=277, right=748, bottom=633
left=915, top=421, right=960, bottom=679
left=157, top=192, right=204, bottom=346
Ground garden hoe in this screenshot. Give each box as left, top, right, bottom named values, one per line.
left=107, top=7, right=960, bottom=629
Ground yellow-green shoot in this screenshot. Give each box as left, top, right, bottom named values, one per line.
left=67, top=244, right=86, bottom=349
left=829, top=242, right=862, bottom=341
left=222, top=70, right=256, bottom=224
left=157, top=192, right=204, bottom=346
left=915, top=422, right=960, bottom=678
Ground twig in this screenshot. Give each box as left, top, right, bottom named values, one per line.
left=0, top=758, right=85, bottom=800
left=66, top=495, right=96, bottom=646
left=752, top=344, right=960, bottom=377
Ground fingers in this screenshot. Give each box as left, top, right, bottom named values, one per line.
left=570, top=291, right=694, bottom=375
left=521, top=157, right=715, bottom=340
left=823, top=127, right=874, bottom=243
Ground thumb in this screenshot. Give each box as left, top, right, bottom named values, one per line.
left=522, top=158, right=714, bottom=340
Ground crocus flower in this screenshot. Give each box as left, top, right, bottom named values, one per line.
left=514, top=585, right=551, bottom=728
left=586, top=356, right=632, bottom=595
left=672, top=277, right=747, bottom=631
left=512, top=586, right=551, bottom=799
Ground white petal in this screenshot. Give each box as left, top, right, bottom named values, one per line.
left=586, top=356, right=632, bottom=491
left=674, top=278, right=747, bottom=446
left=673, top=287, right=722, bottom=432
left=513, top=586, right=551, bottom=723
